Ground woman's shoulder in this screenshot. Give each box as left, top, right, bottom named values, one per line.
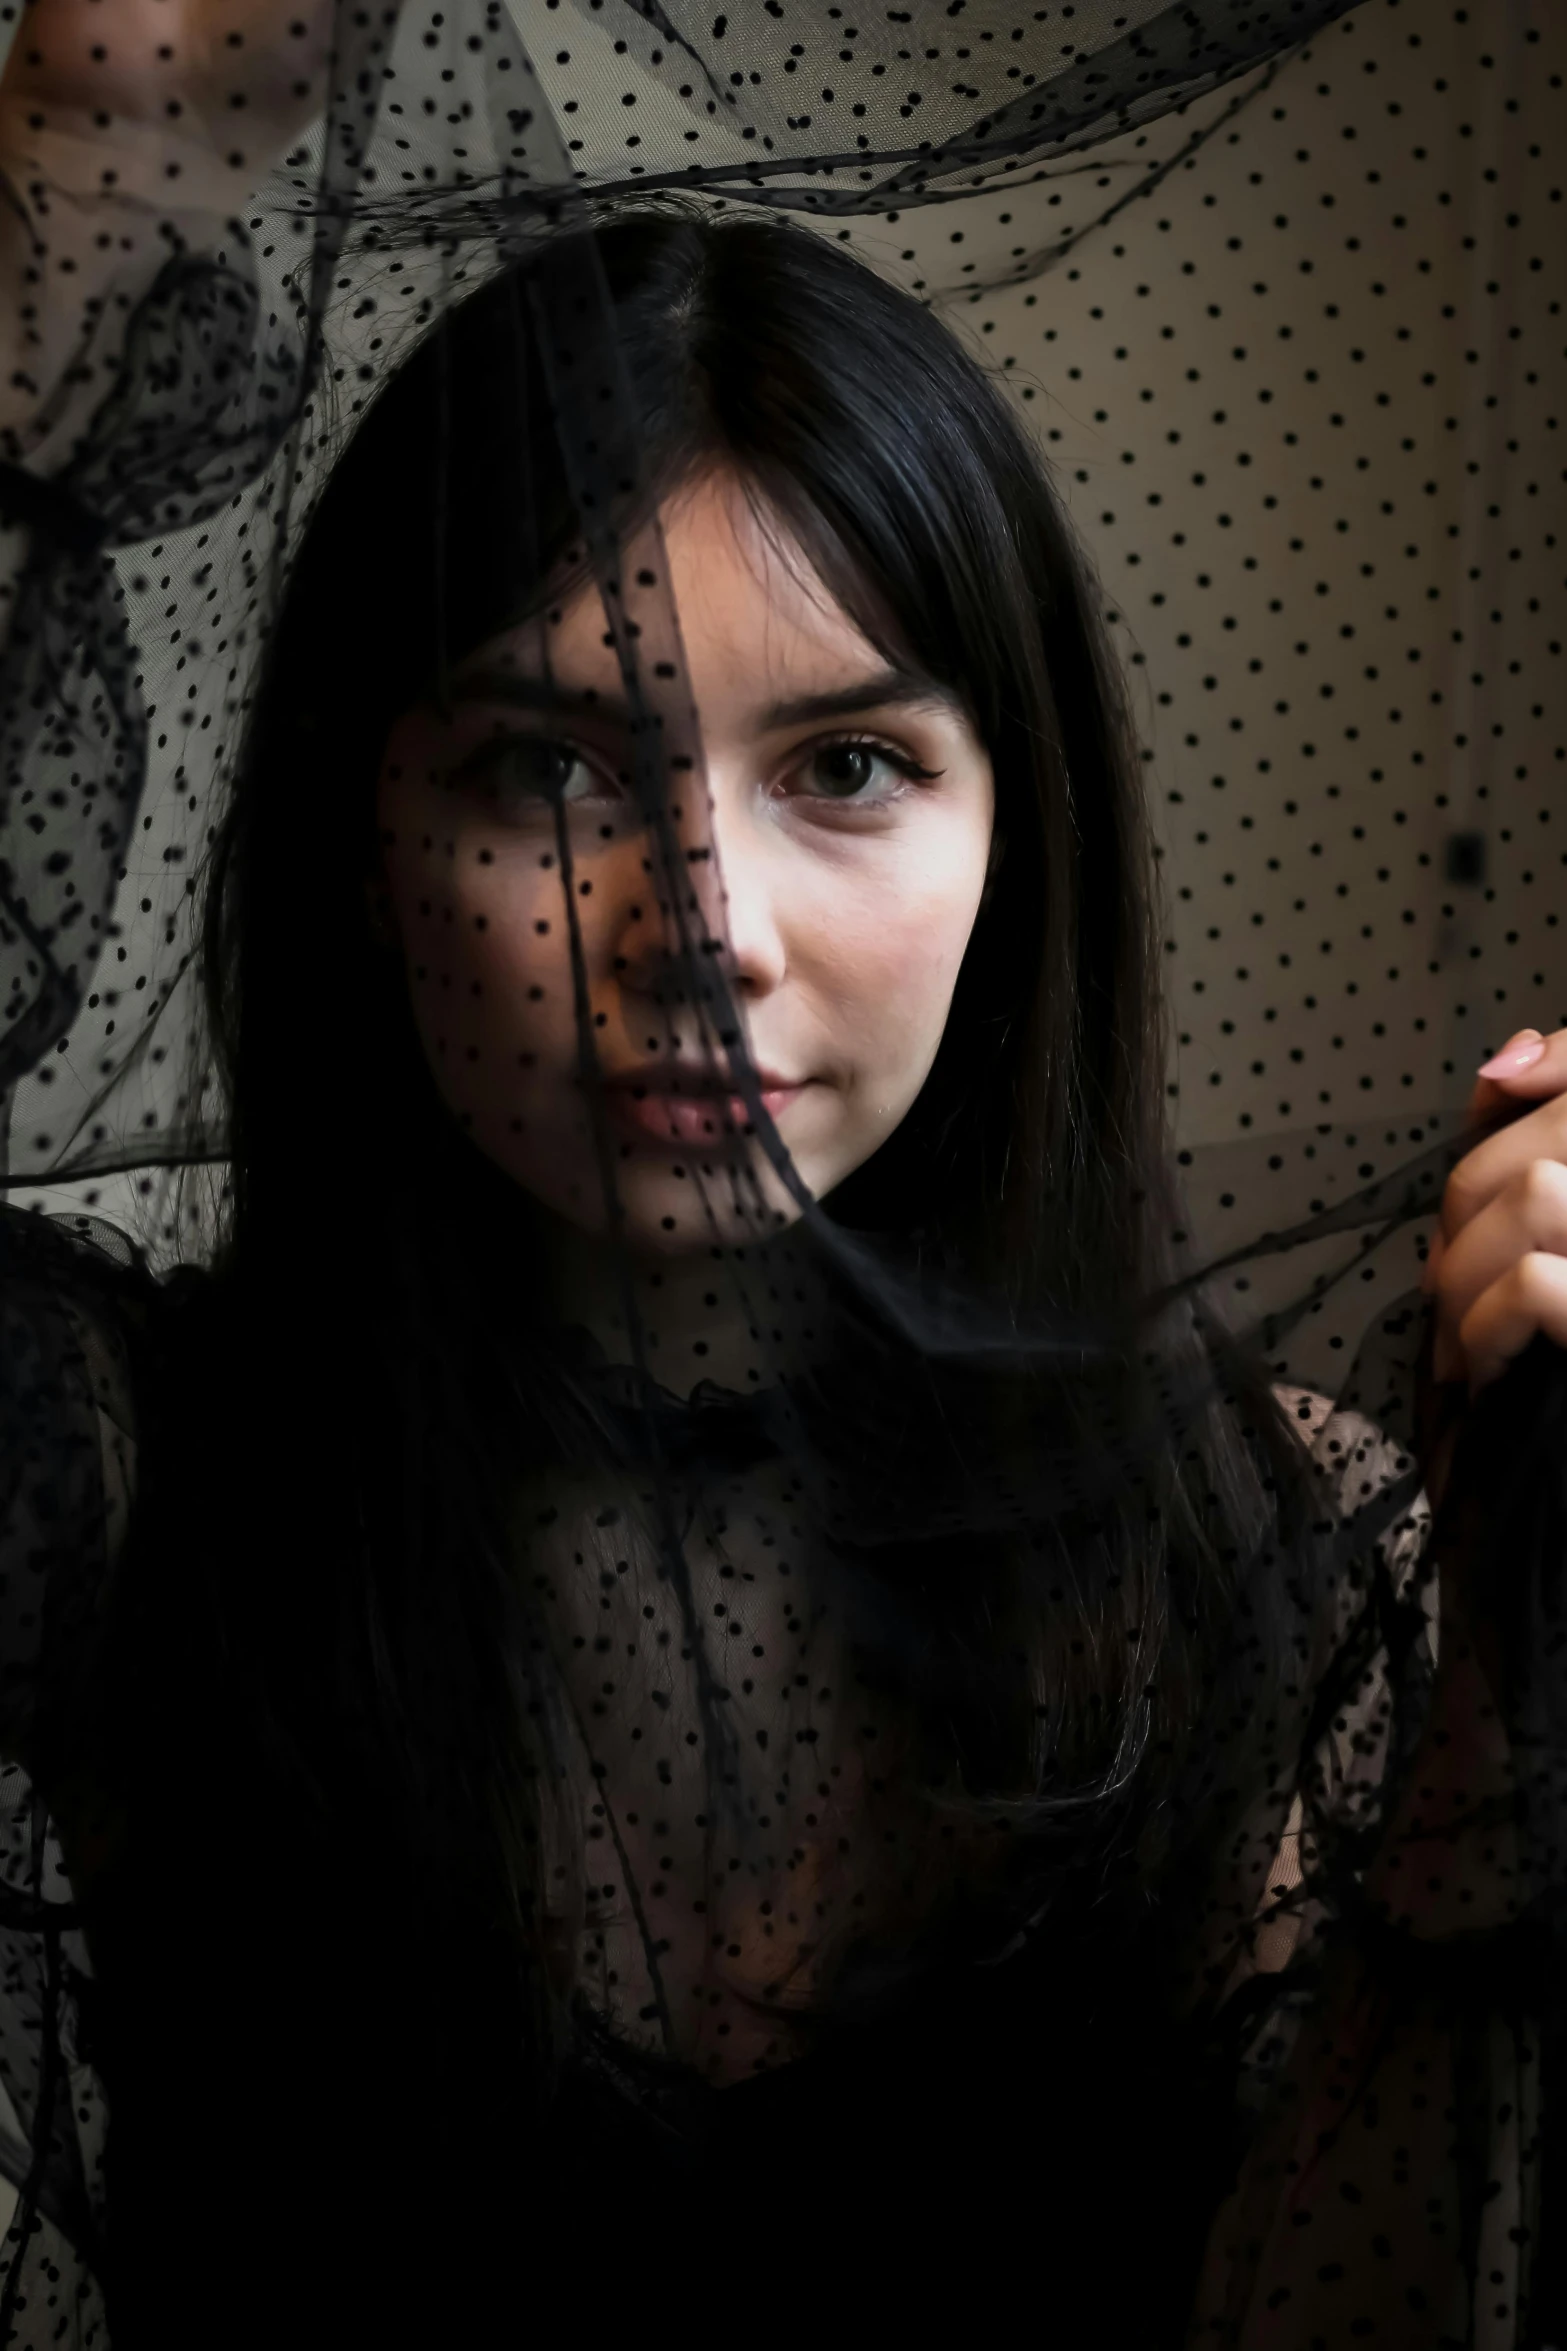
left=0, top=1202, right=158, bottom=1510
left=0, top=1200, right=160, bottom=1354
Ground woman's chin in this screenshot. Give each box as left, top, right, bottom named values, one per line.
left=477, top=1144, right=813, bottom=1260
left=607, top=1157, right=810, bottom=1257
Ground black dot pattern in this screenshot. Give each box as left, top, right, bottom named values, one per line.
left=0, top=3, right=1559, bottom=2345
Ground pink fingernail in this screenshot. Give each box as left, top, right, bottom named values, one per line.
left=1478, top=1032, right=1546, bottom=1079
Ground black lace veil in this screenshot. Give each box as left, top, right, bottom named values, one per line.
left=0, top=2, right=1561, bottom=2344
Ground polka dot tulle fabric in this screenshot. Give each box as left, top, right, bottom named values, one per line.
left=0, top=2, right=1561, bottom=2345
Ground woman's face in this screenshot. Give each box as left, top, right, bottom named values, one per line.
left=376, top=468, right=995, bottom=1257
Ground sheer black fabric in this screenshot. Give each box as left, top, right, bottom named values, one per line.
left=0, top=4, right=1561, bottom=2347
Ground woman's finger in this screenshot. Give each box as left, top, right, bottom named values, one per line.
left=1468, top=1024, right=1567, bottom=1118
left=1457, top=1253, right=1567, bottom=1393
left=1442, top=1087, right=1567, bottom=1242
left=1434, top=1159, right=1567, bottom=1380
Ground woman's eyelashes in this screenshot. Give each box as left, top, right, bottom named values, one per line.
left=444, top=721, right=946, bottom=820
left=783, top=734, right=945, bottom=808
left=453, top=730, right=620, bottom=812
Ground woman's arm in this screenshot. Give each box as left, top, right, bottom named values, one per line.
left=1190, top=1032, right=1567, bottom=2345
left=1350, top=1027, right=1567, bottom=1931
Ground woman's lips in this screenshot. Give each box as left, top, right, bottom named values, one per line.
left=603, top=1080, right=806, bottom=1148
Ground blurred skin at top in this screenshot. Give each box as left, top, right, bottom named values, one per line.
left=375, top=467, right=996, bottom=1278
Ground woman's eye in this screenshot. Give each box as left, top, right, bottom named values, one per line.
left=798, top=741, right=929, bottom=802
left=460, top=734, right=604, bottom=807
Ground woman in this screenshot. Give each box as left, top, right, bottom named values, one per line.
left=1, top=8, right=1566, bottom=2345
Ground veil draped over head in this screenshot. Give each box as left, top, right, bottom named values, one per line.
left=0, top=1, right=1562, bottom=2345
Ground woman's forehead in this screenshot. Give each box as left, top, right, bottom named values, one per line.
left=464, top=471, right=904, bottom=723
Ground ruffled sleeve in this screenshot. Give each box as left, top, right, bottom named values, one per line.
left=1189, top=1294, right=1557, bottom=2348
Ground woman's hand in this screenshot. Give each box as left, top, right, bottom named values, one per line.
left=1426, top=1025, right=1567, bottom=1392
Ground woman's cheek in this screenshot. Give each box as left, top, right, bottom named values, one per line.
left=382, top=808, right=582, bottom=1128
left=831, top=842, right=986, bottom=1102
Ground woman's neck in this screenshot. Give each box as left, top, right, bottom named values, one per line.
left=537, top=1216, right=832, bottom=1397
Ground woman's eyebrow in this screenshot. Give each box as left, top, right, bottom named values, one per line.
left=758, top=670, right=965, bottom=731
left=450, top=669, right=635, bottom=726
left=448, top=664, right=963, bottom=732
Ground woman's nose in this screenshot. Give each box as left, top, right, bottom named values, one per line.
left=612, top=770, right=787, bottom=1016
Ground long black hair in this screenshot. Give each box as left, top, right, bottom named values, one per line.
left=189, top=201, right=1314, bottom=1924
left=72, top=199, right=1324, bottom=2340
left=221, top=204, right=1164, bottom=1308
